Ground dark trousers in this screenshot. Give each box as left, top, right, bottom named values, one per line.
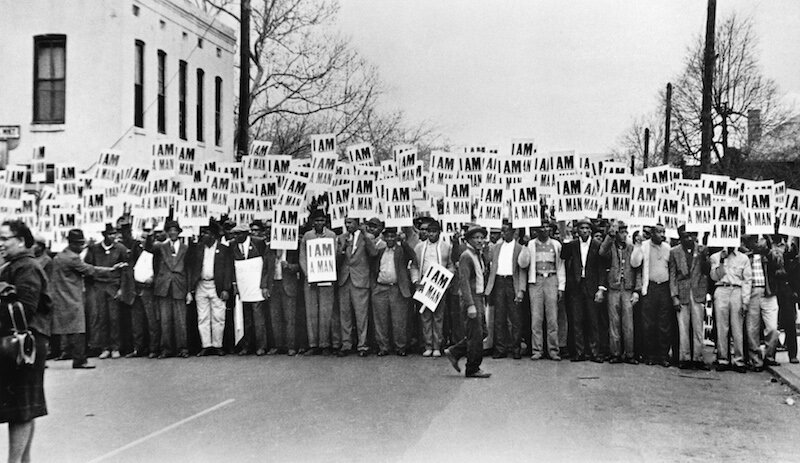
left=269, top=285, right=297, bottom=350
left=777, top=284, right=797, bottom=359
left=158, top=297, right=187, bottom=355
left=131, top=286, right=160, bottom=354
left=446, top=289, right=464, bottom=346
left=492, top=276, right=521, bottom=354
left=449, top=294, right=487, bottom=375
left=59, top=333, right=88, bottom=367
left=633, top=299, right=645, bottom=359
left=90, top=285, right=121, bottom=351
left=241, top=301, right=267, bottom=352
left=567, top=279, right=599, bottom=358
left=642, top=281, right=673, bottom=362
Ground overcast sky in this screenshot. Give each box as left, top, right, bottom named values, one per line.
left=336, top=0, right=800, bottom=154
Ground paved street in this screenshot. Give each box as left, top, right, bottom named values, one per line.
left=2, top=354, right=798, bottom=463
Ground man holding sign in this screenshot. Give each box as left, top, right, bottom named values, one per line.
left=337, top=217, right=378, bottom=357
left=300, top=209, right=339, bottom=356
left=230, top=223, right=271, bottom=356
left=371, top=228, right=417, bottom=356
left=709, top=245, right=752, bottom=373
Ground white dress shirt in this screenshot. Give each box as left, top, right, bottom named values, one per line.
left=201, top=242, right=217, bottom=280
left=579, top=237, right=591, bottom=278
left=496, top=240, right=515, bottom=276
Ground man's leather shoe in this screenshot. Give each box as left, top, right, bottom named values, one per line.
left=196, top=348, right=210, bottom=357
left=695, top=362, right=710, bottom=371
left=512, top=351, right=522, bottom=360
left=125, top=350, right=143, bottom=358
left=732, top=365, right=747, bottom=373
left=678, top=361, right=691, bottom=370
left=659, top=360, right=670, bottom=368
left=716, top=363, right=730, bottom=371
left=790, top=357, right=799, bottom=364
left=303, top=347, right=320, bottom=356
left=624, top=357, right=639, bottom=365
left=466, top=369, right=491, bottom=378
left=444, top=348, right=461, bottom=373
left=287, top=349, right=297, bottom=356
left=57, top=352, right=72, bottom=361
left=321, top=348, right=332, bottom=356
left=591, top=356, right=604, bottom=364
left=157, top=352, right=169, bottom=359
left=178, top=351, right=190, bottom=358
left=217, top=348, right=226, bottom=356
left=765, top=359, right=779, bottom=367
left=266, top=348, right=279, bottom=355
left=571, top=355, right=587, bottom=362
left=148, top=352, right=158, bottom=359
left=336, top=349, right=348, bottom=357
left=358, top=350, right=369, bottom=357
left=255, top=349, right=267, bottom=356
left=73, top=363, right=96, bottom=369
left=397, top=349, right=407, bottom=357
left=752, top=366, right=764, bottom=372
left=608, top=357, right=622, bottom=364
left=550, top=355, right=562, bottom=362
left=98, top=350, right=111, bottom=360
left=492, top=352, right=507, bottom=359
left=377, top=350, right=388, bottom=357
left=238, top=349, right=251, bottom=356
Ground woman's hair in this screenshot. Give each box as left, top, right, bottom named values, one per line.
left=2, top=220, right=34, bottom=248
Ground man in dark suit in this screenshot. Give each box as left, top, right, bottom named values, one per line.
left=337, top=217, right=378, bottom=357
left=266, top=247, right=301, bottom=356
left=230, top=223, right=272, bottom=356
left=153, top=220, right=191, bottom=358
left=371, top=227, right=417, bottom=356
left=560, top=218, right=607, bottom=362
left=189, top=222, right=234, bottom=356
left=485, top=220, right=526, bottom=359
left=84, top=223, right=131, bottom=359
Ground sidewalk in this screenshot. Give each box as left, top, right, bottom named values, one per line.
left=766, top=348, right=800, bottom=394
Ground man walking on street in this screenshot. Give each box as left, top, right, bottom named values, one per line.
left=445, top=224, right=491, bottom=378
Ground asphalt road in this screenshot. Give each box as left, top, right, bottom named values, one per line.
left=3, top=355, right=798, bottom=463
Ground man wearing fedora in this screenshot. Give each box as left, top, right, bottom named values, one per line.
left=300, top=209, right=339, bottom=356
left=84, top=223, right=131, bottom=359
left=189, top=221, right=234, bottom=357
left=51, top=229, right=128, bottom=368
left=444, top=224, right=491, bottom=378
left=153, top=220, right=191, bottom=358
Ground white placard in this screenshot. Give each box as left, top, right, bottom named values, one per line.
left=305, top=238, right=337, bottom=283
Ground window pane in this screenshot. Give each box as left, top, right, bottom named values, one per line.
left=52, top=88, right=66, bottom=121
left=37, top=47, right=52, bottom=79
left=51, top=45, right=65, bottom=78
left=36, top=87, right=53, bottom=120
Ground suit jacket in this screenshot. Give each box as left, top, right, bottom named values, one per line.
left=599, top=235, right=642, bottom=293
left=299, top=228, right=337, bottom=283
left=231, top=236, right=271, bottom=291
left=153, top=239, right=190, bottom=299
left=560, top=237, right=606, bottom=293
left=668, top=244, right=709, bottom=304
left=84, top=241, right=130, bottom=295
left=266, top=248, right=301, bottom=297
left=370, top=242, right=417, bottom=298
left=485, top=239, right=526, bottom=296
left=336, top=230, right=378, bottom=289
left=188, top=241, right=234, bottom=298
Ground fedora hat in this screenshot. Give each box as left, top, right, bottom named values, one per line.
left=164, top=220, right=182, bottom=233
left=67, top=229, right=86, bottom=243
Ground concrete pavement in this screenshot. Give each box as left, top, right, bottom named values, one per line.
left=766, top=349, right=800, bottom=394
left=2, top=352, right=798, bottom=462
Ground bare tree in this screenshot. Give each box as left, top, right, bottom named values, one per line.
left=611, top=111, right=668, bottom=173
left=669, top=13, right=793, bottom=167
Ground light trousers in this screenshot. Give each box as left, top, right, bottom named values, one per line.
left=714, top=286, right=745, bottom=367
left=746, top=287, right=779, bottom=367
left=196, top=280, right=226, bottom=348
left=529, top=275, right=559, bottom=357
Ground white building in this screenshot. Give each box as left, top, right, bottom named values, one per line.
left=0, top=0, right=237, bottom=169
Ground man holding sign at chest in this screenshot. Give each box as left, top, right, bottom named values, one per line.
left=230, top=223, right=272, bottom=356
left=337, top=217, right=378, bottom=357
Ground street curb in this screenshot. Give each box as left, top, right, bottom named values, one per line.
left=766, top=365, right=800, bottom=395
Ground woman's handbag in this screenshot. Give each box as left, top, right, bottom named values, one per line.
left=0, top=284, right=36, bottom=367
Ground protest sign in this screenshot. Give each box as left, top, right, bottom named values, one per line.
left=234, top=258, right=265, bottom=303
left=708, top=201, right=742, bottom=247
left=271, top=206, right=301, bottom=250
left=510, top=139, right=537, bottom=157
left=458, top=152, right=484, bottom=190
left=175, top=144, right=195, bottom=179
left=277, top=173, right=308, bottom=209
left=349, top=173, right=376, bottom=219
left=550, top=151, right=576, bottom=174
left=657, top=192, right=684, bottom=239
left=205, top=171, right=232, bottom=216
left=413, top=262, right=454, bottom=312
left=778, top=189, right=800, bottom=237
left=555, top=174, right=584, bottom=221
left=310, top=133, right=336, bottom=154
left=602, top=174, right=632, bottom=220
left=428, top=151, right=456, bottom=197
left=441, top=179, right=472, bottom=228
left=249, top=140, right=272, bottom=157
left=684, top=186, right=713, bottom=233
left=327, top=184, right=350, bottom=229
left=510, top=180, right=541, bottom=228
left=396, top=147, right=417, bottom=182
left=308, top=152, right=337, bottom=195
left=742, top=181, right=774, bottom=235
left=582, top=179, right=600, bottom=219
left=476, top=183, right=505, bottom=229
left=181, top=185, right=209, bottom=227
left=305, top=237, right=337, bottom=283
left=31, top=146, right=47, bottom=183
left=384, top=181, right=414, bottom=227
left=347, top=142, right=374, bottom=166
left=775, top=181, right=786, bottom=210
left=252, top=177, right=278, bottom=216
left=265, top=154, right=291, bottom=176
left=644, top=165, right=682, bottom=190
left=152, top=142, right=178, bottom=172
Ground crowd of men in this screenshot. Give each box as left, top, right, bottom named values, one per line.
left=33, top=210, right=800, bottom=378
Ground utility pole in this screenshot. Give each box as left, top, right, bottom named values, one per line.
left=664, top=82, right=672, bottom=165
left=643, top=128, right=650, bottom=169
left=700, top=0, right=716, bottom=173
left=236, top=0, right=251, bottom=161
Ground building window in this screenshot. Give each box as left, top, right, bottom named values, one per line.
left=33, top=34, right=66, bottom=124
left=215, top=76, right=222, bottom=146
left=157, top=50, right=166, bottom=133
left=134, top=40, right=145, bottom=128
left=197, top=37, right=203, bottom=49
left=178, top=60, right=187, bottom=140
left=196, top=69, right=204, bottom=142
left=132, top=5, right=140, bottom=16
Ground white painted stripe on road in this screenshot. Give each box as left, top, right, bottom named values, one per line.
left=86, top=398, right=235, bottom=463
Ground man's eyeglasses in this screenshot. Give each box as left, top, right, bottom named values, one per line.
left=0, top=235, right=19, bottom=242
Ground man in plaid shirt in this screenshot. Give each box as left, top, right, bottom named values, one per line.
left=743, top=235, right=780, bottom=371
